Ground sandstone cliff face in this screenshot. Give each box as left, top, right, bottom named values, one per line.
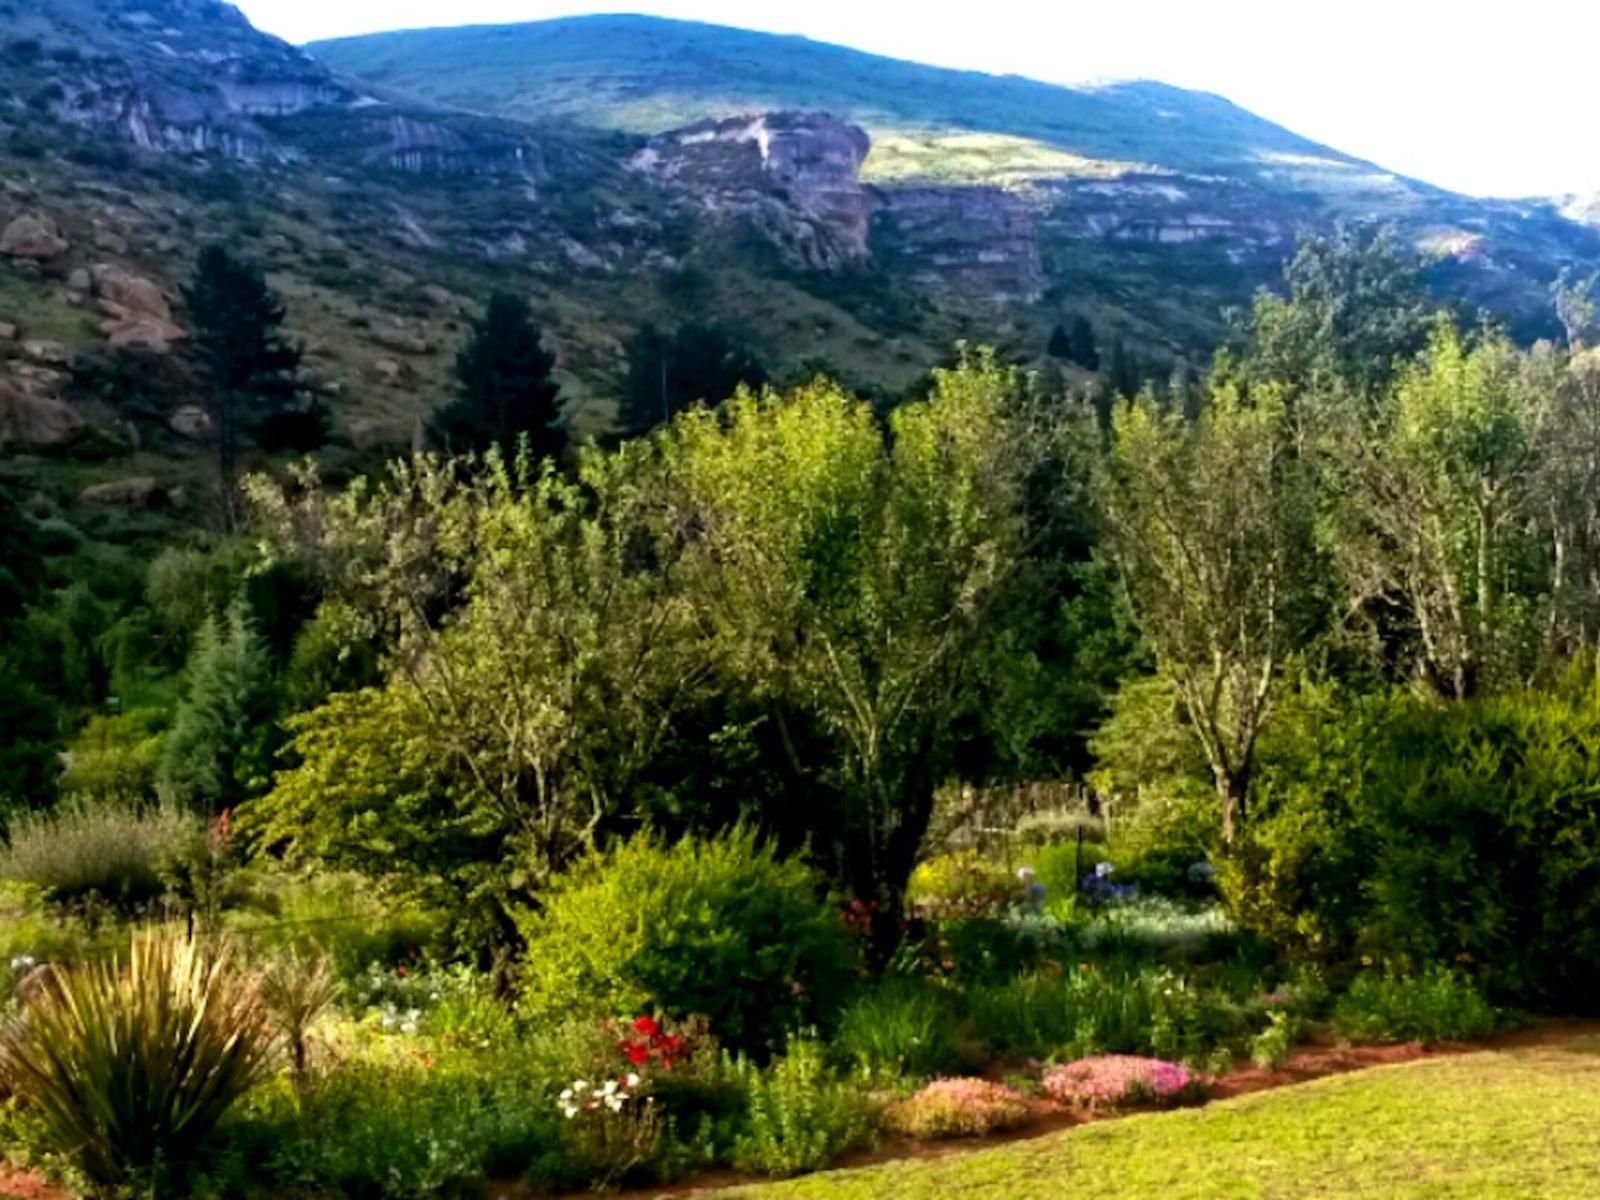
left=1037, top=175, right=1306, bottom=262
left=873, top=186, right=1045, bottom=303
left=632, top=112, right=873, bottom=269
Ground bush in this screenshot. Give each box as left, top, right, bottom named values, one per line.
left=1331, top=968, right=1499, bottom=1045
left=516, top=828, right=855, bottom=1057
left=907, top=849, right=1019, bottom=917
left=0, top=799, right=199, bottom=912
left=883, top=1078, right=1029, bottom=1139
left=1229, top=677, right=1600, bottom=1008
left=833, top=979, right=966, bottom=1080
left=731, top=1036, right=869, bottom=1177
left=0, top=927, right=275, bottom=1186
left=1041, top=1055, right=1202, bottom=1108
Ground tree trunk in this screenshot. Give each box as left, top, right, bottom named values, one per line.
left=1217, top=768, right=1249, bottom=845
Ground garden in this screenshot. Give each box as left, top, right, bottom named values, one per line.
left=5, top=233, right=1600, bottom=1197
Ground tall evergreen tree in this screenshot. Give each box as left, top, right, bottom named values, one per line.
left=1047, top=323, right=1072, bottom=359
left=436, top=292, right=565, bottom=459
left=159, top=597, right=277, bottom=815
left=183, top=247, right=302, bottom=525
left=1106, top=336, right=1143, bottom=399
left=622, top=321, right=768, bottom=434
left=1068, top=316, right=1101, bottom=371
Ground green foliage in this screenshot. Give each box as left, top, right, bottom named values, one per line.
left=516, top=829, right=854, bottom=1057
left=436, top=291, right=565, bottom=459
left=1231, top=675, right=1600, bottom=1007
left=160, top=596, right=278, bottom=814
left=1331, top=968, right=1499, bottom=1045
left=0, top=798, right=200, bottom=913
left=731, top=1035, right=869, bottom=1177
left=58, top=708, right=169, bottom=804
left=0, top=657, right=62, bottom=819
left=621, top=320, right=768, bottom=433
left=833, top=980, right=966, bottom=1080
left=1249, top=1008, right=1300, bottom=1069
left=0, top=927, right=276, bottom=1187
left=1235, top=223, right=1431, bottom=397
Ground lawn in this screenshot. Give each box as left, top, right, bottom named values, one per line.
left=725, top=1030, right=1600, bottom=1200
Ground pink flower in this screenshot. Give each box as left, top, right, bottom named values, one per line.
left=1041, top=1055, right=1201, bottom=1109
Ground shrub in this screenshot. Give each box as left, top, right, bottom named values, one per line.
left=907, top=849, right=1018, bottom=917
left=1229, top=678, right=1600, bottom=1008
left=1249, top=1008, right=1301, bottom=1069
left=731, top=1036, right=869, bottom=1177
left=0, top=927, right=276, bottom=1186
left=1331, top=968, right=1499, bottom=1045
left=883, top=1078, right=1029, bottom=1139
left=834, top=979, right=965, bottom=1080
left=516, top=829, right=855, bottom=1057
left=259, top=945, right=335, bottom=1080
left=1041, top=1055, right=1202, bottom=1109
left=0, top=798, right=199, bottom=913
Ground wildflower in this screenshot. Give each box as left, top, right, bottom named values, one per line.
left=397, top=965, right=409, bottom=977
left=632, top=1015, right=660, bottom=1038
left=624, top=1072, right=641, bottom=1089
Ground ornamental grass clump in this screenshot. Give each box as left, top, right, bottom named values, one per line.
left=884, top=1078, right=1030, bottom=1140
left=1041, top=1055, right=1202, bottom=1109
left=0, top=926, right=276, bottom=1185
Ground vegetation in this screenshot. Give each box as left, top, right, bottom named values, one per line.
left=435, top=291, right=566, bottom=460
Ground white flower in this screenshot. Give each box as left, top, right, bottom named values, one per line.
left=624, top=1072, right=641, bottom=1089
left=572, top=1080, right=590, bottom=1092
left=605, top=1095, right=624, bottom=1112
left=559, top=1088, right=573, bottom=1102
left=9, top=955, right=36, bottom=973
left=562, top=1105, right=579, bottom=1119
left=600, top=1079, right=618, bottom=1096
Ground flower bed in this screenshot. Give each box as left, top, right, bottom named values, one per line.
left=884, top=1078, right=1031, bottom=1139
left=1041, top=1055, right=1201, bottom=1108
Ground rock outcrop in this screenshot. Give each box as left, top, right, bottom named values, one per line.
left=633, top=112, right=873, bottom=269
left=79, top=477, right=167, bottom=508
left=90, top=264, right=186, bottom=353
left=0, top=381, right=84, bottom=450
left=0, top=214, right=70, bottom=261
left=874, top=187, right=1045, bottom=303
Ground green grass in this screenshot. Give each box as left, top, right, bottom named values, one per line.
left=725, top=1032, right=1600, bottom=1198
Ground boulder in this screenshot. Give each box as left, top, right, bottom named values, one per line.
left=92, top=228, right=130, bottom=255
left=79, top=476, right=166, bottom=508
left=91, top=264, right=172, bottom=322
left=0, top=213, right=69, bottom=261
left=21, top=340, right=70, bottom=367
left=0, top=321, right=16, bottom=342
left=66, top=268, right=92, bottom=293
left=0, top=381, right=84, bottom=449
left=372, top=357, right=409, bottom=385
left=371, top=323, right=431, bottom=356
left=168, top=405, right=212, bottom=440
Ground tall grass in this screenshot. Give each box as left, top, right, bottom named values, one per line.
left=0, top=799, right=198, bottom=912
left=0, top=926, right=276, bottom=1185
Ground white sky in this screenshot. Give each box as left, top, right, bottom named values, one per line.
left=234, top=0, right=1598, bottom=200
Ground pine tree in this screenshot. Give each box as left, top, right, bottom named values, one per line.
left=159, top=597, right=277, bottom=815
left=1047, top=323, right=1072, bottom=359
left=1068, top=316, right=1101, bottom=371
left=183, top=247, right=302, bottom=524
left=621, top=321, right=768, bottom=434
left=436, top=292, right=565, bottom=459
left=1106, top=336, right=1143, bottom=399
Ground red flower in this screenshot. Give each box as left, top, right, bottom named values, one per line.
left=625, top=1042, right=650, bottom=1066
left=632, top=1016, right=660, bottom=1038
left=396, top=966, right=408, bottom=977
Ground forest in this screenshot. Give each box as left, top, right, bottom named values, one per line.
left=3, top=225, right=1600, bottom=1196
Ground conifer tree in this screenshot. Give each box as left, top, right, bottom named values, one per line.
left=159, top=597, right=277, bottom=814
left=1047, top=323, right=1072, bottom=359
left=1068, top=315, right=1101, bottom=371
left=183, top=247, right=302, bottom=525
left=437, top=292, right=565, bottom=459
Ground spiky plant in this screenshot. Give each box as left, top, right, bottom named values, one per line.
left=0, top=926, right=276, bottom=1185
left=259, top=944, right=336, bottom=1084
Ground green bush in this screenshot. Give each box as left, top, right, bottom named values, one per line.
left=0, top=927, right=276, bottom=1187
left=731, top=1036, right=869, bottom=1177
left=516, top=828, right=855, bottom=1057
left=1331, top=968, right=1499, bottom=1045
left=1229, top=677, right=1600, bottom=1008
left=833, top=979, right=966, bottom=1080
left=0, top=798, right=200, bottom=913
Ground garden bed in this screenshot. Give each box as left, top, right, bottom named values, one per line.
left=533, top=1020, right=1597, bottom=1200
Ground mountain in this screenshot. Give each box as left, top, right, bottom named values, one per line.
left=1, top=2, right=1597, bottom=539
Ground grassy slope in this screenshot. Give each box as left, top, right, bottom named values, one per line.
left=308, top=16, right=1377, bottom=183
left=728, top=1032, right=1600, bottom=1199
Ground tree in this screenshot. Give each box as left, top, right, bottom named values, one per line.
left=1048, top=323, right=1072, bottom=360
left=1328, top=325, right=1553, bottom=699
left=621, top=321, right=767, bottom=434
left=1237, top=224, right=1432, bottom=398
left=183, top=247, right=302, bottom=525
left=1099, top=380, right=1323, bottom=842
left=1068, top=316, right=1100, bottom=371
left=436, top=292, right=565, bottom=459
left=1106, top=336, right=1142, bottom=399
left=159, top=596, right=278, bottom=814
left=247, top=447, right=708, bottom=942
left=660, top=352, right=1071, bottom=953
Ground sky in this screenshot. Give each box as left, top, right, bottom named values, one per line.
left=233, top=0, right=1598, bottom=200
